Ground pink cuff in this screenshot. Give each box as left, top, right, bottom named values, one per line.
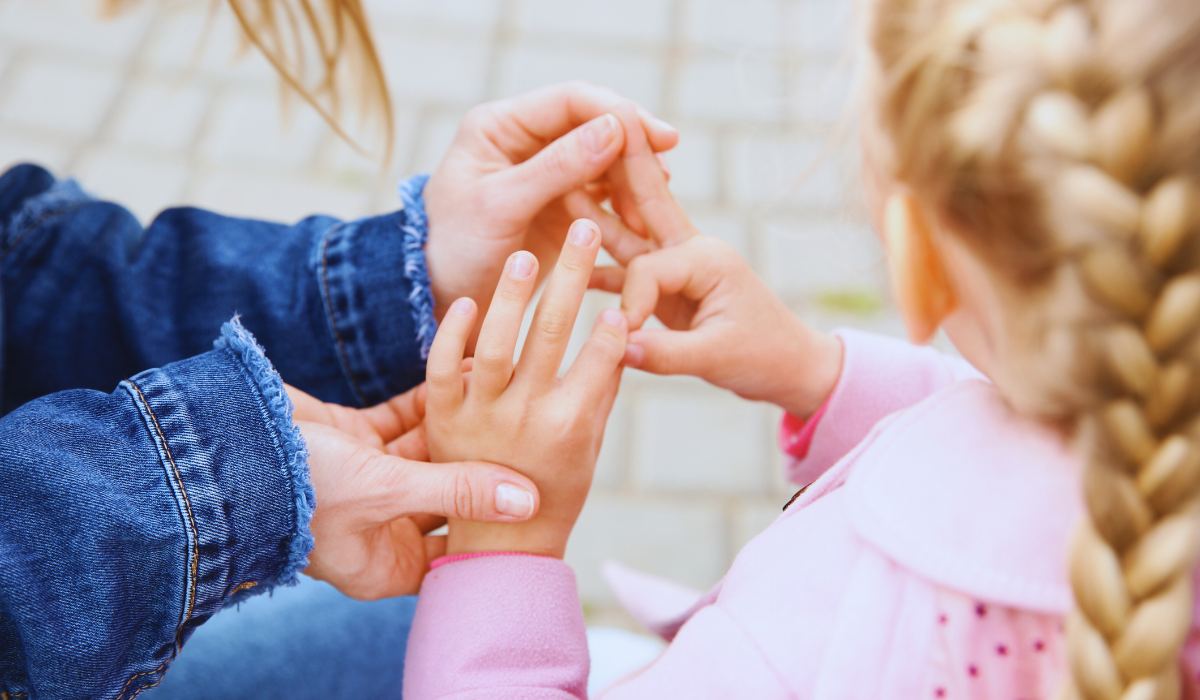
left=429, top=551, right=551, bottom=571
left=778, top=400, right=830, bottom=459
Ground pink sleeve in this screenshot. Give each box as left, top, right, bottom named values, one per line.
left=783, top=329, right=984, bottom=486
left=403, top=555, right=589, bottom=700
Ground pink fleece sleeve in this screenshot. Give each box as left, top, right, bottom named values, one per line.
left=403, top=555, right=590, bottom=700
left=783, top=329, right=985, bottom=486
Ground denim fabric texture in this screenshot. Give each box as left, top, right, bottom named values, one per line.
left=0, top=164, right=434, bottom=699
left=143, top=577, right=414, bottom=700
left=0, top=163, right=435, bottom=413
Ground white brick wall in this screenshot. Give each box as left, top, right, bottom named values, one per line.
left=0, top=0, right=899, bottom=625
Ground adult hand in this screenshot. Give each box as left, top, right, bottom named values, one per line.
left=287, top=382, right=541, bottom=600
left=564, top=101, right=697, bottom=264
left=423, top=81, right=678, bottom=350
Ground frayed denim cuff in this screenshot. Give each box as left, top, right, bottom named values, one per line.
left=120, top=318, right=314, bottom=640
left=212, top=318, right=314, bottom=601
left=313, top=173, right=434, bottom=406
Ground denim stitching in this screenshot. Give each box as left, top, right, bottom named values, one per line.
left=125, top=380, right=200, bottom=647
left=0, top=202, right=86, bottom=258
left=116, top=660, right=167, bottom=700
left=318, top=224, right=367, bottom=405
left=215, top=319, right=314, bottom=592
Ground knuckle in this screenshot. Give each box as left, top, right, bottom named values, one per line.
left=461, top=103, right=493, bottom=130
left=447, top=471, right=480, bottom=520
left=536, top=309, right=573, bottom=337
left=473, top=346, right=510, bottom=370
left=559, top=253, right=588, bottom=273
left=426, top=365, right=459, bottom=385
left=496, top=283, right=528, bottom=304
left=539, top=143, right=576, bottom=178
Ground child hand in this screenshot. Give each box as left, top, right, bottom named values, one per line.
left=599, top=235, right=843, bottom=419
left=286, top=383, right=541, bottom=600
left=425, top=219, right=628, bottom=559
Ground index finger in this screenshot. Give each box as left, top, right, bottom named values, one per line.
left=489, top=82, right=679, bottom=162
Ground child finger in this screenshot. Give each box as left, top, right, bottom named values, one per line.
left=563, top=189, right=651, bottom=265
left=518, top=219, right=602, bottom=384
left=590, top=266, right=626, bottom=294
left=473, top=251, right=540, bottom=397
left=623, top=327, right=716, bottom=377
left=564, top=308, right=629, bottom=404
left=620, top=248, right=699, bottom=329
left=425, top=297, right=477, bottom=413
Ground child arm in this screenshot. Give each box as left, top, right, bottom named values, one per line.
left=406, top=218, right=627, bottom=697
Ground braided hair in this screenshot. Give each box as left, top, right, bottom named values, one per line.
left=870, top=0, right=1200, bottom=698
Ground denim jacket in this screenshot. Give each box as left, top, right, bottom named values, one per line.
left=0, top=164, right=436, bottom=700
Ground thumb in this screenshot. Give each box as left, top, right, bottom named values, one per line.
left=490, top=114, right=625, bottom=214
left=378, top=456, right=541, bottom=523
left=624, top=327, right=716, bottom=378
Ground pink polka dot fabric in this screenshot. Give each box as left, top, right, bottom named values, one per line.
left=922, top=588, right=1065, bottom=699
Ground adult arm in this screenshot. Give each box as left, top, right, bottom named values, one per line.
left=0, top=163, right=432, bottom=413
left=0, top=321, right=313, bottom=700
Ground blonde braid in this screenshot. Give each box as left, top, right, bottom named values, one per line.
left=871, top=1, right=1200, bottom=698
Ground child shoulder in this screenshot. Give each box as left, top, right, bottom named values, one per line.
left=844, top=379, right=1080, bottom=614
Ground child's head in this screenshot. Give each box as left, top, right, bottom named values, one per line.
left=861, top=0, right=1200, bottom=696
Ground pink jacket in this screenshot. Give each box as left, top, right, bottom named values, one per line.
left=404, top=329, right=1200, bottom=699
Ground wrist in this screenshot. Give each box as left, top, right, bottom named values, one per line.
left=772, top=325, right=844, bottom=419
left=446, top=516, right=574, bottom=559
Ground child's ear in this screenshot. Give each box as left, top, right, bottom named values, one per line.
left=883, top=193, right=959, bottom=345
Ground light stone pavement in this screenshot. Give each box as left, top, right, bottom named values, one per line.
left=0, top=0, right=914, bottom=626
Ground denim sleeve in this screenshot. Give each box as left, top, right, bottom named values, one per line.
left=0, top=163, right=436, bottom=414
left=0, top=319, right=314, bottom=700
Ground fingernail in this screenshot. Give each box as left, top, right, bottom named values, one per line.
left=451, top=298, right=473, bottom=315
left=495, top=483, right=535, bottom=518
left=509, top=252, right=534, bottom=279
left=582, top=114, right=619, bottom=154
left=624, top=343, right=644, bottom=368
left=569, top=220, right=596, bottom=246
left=599, top=308, right=625, bottom=328
left=652, top=115, right=677, bottom=134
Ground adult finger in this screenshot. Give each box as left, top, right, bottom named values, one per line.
left=488, top=114, right=625, bottom=218
left=473, top=251, right=539, bottom=397
left=563, top=189, right=652, bottom=265
left=375, top=455, right=541, bottom=522
left=563, top=308, right=629, bottom=405
left=624, top=327, right=718, bottom=377
left=286, top=384, right=332, bottom=424
left=517, top=219, right=602, bottom=384
left=386, top=423, right=428, bottom=461
left=486, top=82, right=678, bottom=161
left=424, top=534, right=447, bottom=563
left=361, top=383, right=427, bottom=443
left=589, top=266, right=626, bottom=294
left=426, top=297, right=477, bottom=414
left=611, top=102, right=697, bottom=247
left=411, top=514, right=447, bottom=534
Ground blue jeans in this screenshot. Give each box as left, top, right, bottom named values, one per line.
left=145, top=577, right=415, bottom=700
